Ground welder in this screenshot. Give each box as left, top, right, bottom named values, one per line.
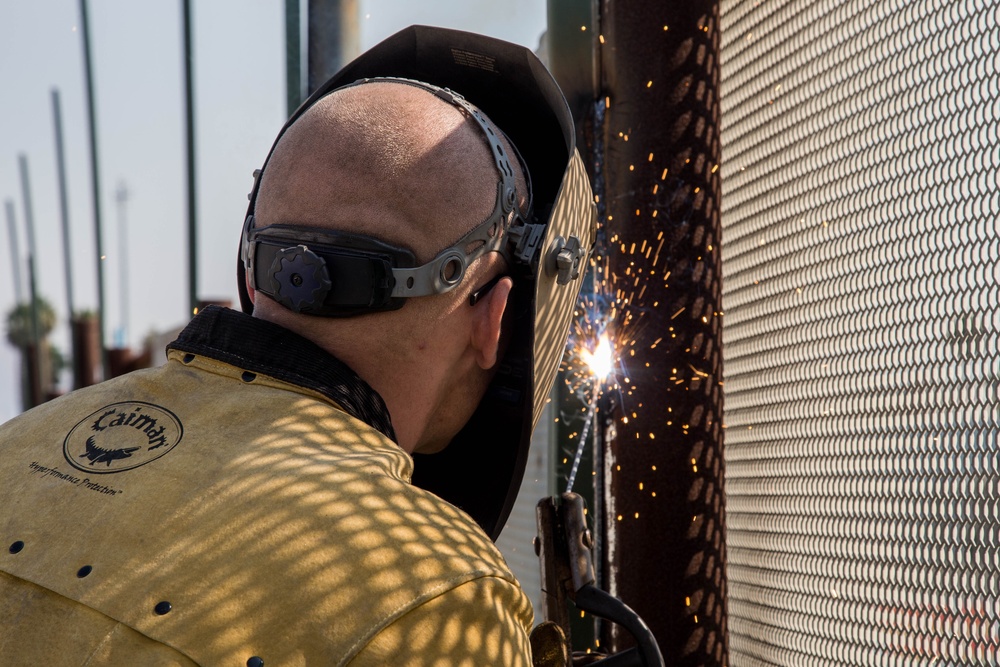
left=0, top=25, right=594, bottom=665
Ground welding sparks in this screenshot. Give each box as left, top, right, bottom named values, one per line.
left=561, top=259, right=635, bottom=492
left=558, top=132, right=711, bottom=493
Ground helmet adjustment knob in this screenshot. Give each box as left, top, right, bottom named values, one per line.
left=550, top=236, right=585, bottom=285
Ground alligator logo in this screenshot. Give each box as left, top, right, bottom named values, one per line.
left=80, top=436, right=140, bottom=466
left=64, top=401, right=184, bottom=474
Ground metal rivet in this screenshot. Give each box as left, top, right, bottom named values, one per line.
left=241, top=371, right=256, bottom=383
left=247, top=657, right=264, bottom=667
left=77, top=565, right=93, bottom=578
left=9, top=541, right=24, bottom=554
left=183, top=354, right=195, bottom=364
left=154, top=601, right=172, bottom=615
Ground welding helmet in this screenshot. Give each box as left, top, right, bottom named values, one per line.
left=237, top=25, right=596, bottom=540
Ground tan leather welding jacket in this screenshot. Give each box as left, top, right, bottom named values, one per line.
left=0, top=307, right=532, bottom=666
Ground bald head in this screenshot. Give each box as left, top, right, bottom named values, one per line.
left=255, top=81, right=525, bottom=264
left=247, top=80, right=525, bottom=453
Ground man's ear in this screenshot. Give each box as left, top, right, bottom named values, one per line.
left=471, top=276, right=513, bottom=370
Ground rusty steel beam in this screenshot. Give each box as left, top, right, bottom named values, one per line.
left=71, top=314, right=101, bottom=388
left=596, top=1, right=727, bottom=664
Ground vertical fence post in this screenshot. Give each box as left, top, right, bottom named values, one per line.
left=597, top=2, right=728, bottom=663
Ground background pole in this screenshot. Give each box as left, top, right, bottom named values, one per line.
left=17, top=155, right=43, bottom=408
left=285, top=0, right=308, bottom=115
left=51, top=88, right=81, bottom=388
left=78, top=0, right=108, bottom=380
left=182, top=0, right=198, bottom=317
left=306, top=0, right=359, bottom=95
left=5, top=201, right=24, bottom=304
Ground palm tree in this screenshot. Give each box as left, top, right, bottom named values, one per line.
left=5, top=297, right=56, bottom=348
left=5, top=297, right=63, bottom=409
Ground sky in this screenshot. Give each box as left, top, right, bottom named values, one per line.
left=0, top=0, right=547, bottom=422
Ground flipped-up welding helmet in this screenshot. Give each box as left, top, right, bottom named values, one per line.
left=238, top=25, right=596, bottom=540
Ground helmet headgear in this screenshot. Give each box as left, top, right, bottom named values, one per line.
left=238, top=26, right=596, bottom=540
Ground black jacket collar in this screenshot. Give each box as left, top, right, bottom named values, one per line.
left=167, top=306, right=396, bottom=442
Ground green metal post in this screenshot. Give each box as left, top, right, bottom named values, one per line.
left=285, top=0, right=307, bottom=115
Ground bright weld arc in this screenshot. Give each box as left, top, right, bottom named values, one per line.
left=583, top=333, right=614, bottom=380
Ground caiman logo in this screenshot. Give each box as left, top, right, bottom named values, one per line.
left=63, top=401, right=183, bottom=473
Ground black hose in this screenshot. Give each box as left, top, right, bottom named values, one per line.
left=574, top=585, right=665, bottom=667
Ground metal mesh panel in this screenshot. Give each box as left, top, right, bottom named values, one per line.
left=719, top=1, right=999, bottom=665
